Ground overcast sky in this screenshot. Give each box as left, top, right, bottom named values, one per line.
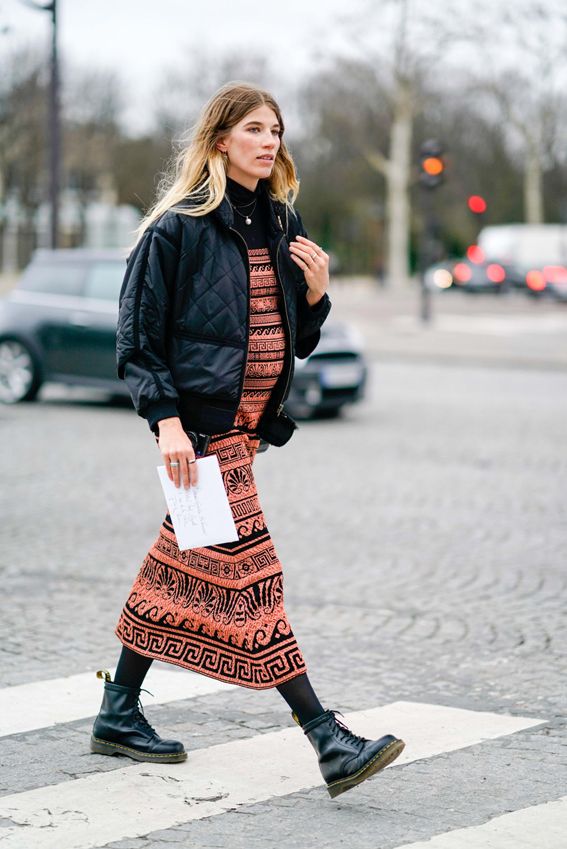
left=3, top=0, right=564, bottom=139
left=2, top=0, right=355, bottom=132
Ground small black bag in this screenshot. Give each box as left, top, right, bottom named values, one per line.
left=256, top=409, right=299, bottom=447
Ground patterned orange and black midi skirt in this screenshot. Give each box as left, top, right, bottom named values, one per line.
left=115, top=248, right=307, bottom=689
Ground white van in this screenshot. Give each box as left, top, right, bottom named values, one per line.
left=477, top=225, right=567, bottom=299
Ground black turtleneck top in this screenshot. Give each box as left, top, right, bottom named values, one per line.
left=225, top=176, right=270, bottom=249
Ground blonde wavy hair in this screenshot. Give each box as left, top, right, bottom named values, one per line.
left=135, top=81, right=300, bottom=242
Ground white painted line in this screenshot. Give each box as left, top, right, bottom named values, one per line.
left=392, top=795, right=567, bottom=849
left=0, top=668, right=233, bottom=737
left=0, top=702, right=545, bottom=849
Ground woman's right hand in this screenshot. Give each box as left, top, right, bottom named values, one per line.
left=157, top=417, right=198, bottom=489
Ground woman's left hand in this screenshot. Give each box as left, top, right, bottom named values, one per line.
left=289, top=235, right=329, bottom=306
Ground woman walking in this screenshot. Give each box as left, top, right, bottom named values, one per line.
left=90, top=81, right=405, bottom=798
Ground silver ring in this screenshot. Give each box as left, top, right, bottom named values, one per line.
left=310, top=252, right=318, bottom=260
left=188, top=459, right=197, bottom=464
left=169, top=461, right=180, bottom=467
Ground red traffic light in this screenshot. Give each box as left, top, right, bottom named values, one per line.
left=468, top=195, right=487, bottom=214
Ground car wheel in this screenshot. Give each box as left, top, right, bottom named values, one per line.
left=0, top=338, right=42, bottom=403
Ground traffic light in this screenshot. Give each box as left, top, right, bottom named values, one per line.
left=468, top=195, right=487, bottom=214
left=419, top=140, right=445, bottom=189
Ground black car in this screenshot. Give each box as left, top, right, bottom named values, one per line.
left=286, top=322, right=367, bottom=418
left=425, top=256, right=525, bottom=294
left=0, top=249, right=367, bottom=418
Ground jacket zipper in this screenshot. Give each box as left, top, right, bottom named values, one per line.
left=228, top=225, right=251, bottom=407
left=228, top=207, right=292, bottom=419
left=274, top=223, right=293, bottom=415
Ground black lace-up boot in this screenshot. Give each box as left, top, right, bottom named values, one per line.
left=90, top=669, right=187, bottom=763
left=294, top=709, right=405, bottom=798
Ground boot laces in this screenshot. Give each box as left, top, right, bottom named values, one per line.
left=330, top=710, right=369, bottom=749
left=132, top=687, right=158, bottom=737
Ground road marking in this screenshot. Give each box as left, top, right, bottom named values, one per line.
left=392, top=794, right=567, bottom=849
left=0, top=701, right=545, bottom=849
left=0, top=668, right=233, bottom=737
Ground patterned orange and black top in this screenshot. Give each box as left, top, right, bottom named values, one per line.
left=233, top=247, right=286, bottom=433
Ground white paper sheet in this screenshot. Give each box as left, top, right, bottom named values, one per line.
left=157, top=456, right=238, bottom=550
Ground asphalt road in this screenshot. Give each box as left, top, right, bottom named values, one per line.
left=1, top=342, right=565, bottom=847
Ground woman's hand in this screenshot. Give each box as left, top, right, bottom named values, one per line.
left=289, top=235, right=330, bottom=306
left=158, top=417, right=198, bottom=489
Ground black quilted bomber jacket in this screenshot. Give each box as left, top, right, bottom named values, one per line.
left=116, top=180, right=332, bottom=443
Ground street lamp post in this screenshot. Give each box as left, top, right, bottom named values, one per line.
left=19, top=0, right=60, bottom=249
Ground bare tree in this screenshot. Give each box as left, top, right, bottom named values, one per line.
left=63, top=64, right=124, bottom=243
left=449, top=0, right=567, bottom=224
left=314, top=0, right=461, bottom=287
left=112, top=135, right=172, bottom=214
left=153, top=47, right=277, bottom=137
left=0, top=46, right=46, bottom=265
left=298, top=57, right=392, bottom=274
left=305, top=0, right=567, bottom=281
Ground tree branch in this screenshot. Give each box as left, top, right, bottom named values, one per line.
left=362, top=147, right=390, bottom=177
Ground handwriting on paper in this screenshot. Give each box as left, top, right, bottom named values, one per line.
left=157, top=455, right=238, bottom=550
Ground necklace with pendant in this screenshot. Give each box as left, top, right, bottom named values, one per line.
left=229, top=197, right=257, bottom=225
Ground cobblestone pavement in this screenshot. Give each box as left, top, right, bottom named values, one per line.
left=1, top=337, right=566, bottom=847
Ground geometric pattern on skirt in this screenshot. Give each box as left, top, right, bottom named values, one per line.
left=115, top=247, right=307, bottom=688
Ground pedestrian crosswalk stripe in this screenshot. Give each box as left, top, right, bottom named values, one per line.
left=0, top=701, right=545, bottom=849
left=391, top=794, right=567, bottom=849
left=0, top=668, right=233, bottom=738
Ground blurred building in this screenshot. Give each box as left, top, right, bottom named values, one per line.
left=0, top=182, right=140, bottom=273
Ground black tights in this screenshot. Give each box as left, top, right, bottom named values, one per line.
left=275, top=672, right=325, bottom=725
left=114, top=645, right=154, bottom=691
left=113, top=645, right=324, bottom=726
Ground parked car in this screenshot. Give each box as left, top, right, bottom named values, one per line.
left=425, top=254, right=524, bottom=294
left=526, top=264, right=567, bottom=301
left=286, top=322, right=367, bottom=419
left=0, top=249, right=367, bottom=418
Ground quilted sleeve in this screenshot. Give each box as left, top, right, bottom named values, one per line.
left=116, top=222, right=181, bottom=432
left=291, top=208, right=332, bottom=359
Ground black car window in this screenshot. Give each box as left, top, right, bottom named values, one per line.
left=84, top=262, right=125, bottom=302
left=18, top=263, right=85, bottom=296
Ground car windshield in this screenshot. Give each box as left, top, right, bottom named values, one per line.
left=84, top=262, right=126, bottom=301
left=17, top=258, right=126, bottom=301
left=18, top=262, right=86, bottom=296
